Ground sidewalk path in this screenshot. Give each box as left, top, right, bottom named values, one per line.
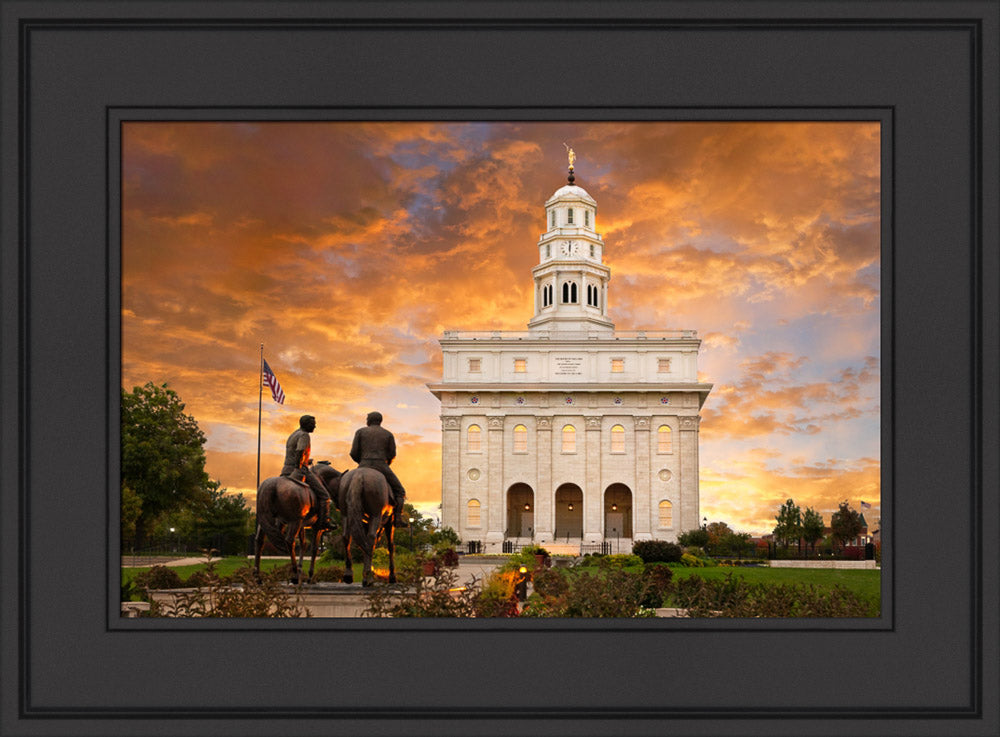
left=121, top=555, right=223, bottom=568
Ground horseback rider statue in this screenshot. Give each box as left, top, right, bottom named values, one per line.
left=280, top=414, right=333, bottom=530
left=350, top=411, right=407, bottom=526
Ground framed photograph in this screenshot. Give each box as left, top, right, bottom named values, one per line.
left=2, top=2, right=996, bottom=736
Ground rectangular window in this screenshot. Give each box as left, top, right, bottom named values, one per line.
left=545, top=244, right=551, bottom=258
left=590, top=244, right=595, bottom=258
left=550, top=210, right=556, bottom=228
left=514, top=358, right=527, bottom=373
left=658, top=358, right=671, bottom=373
left=584, top=210, right=590, bottom=227
left=567, top=208, right=574, bottom=224
left=468, top=358, right=482, bottom=373
left=611, top=358, right=625, bottom=373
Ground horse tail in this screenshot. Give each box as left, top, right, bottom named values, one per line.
left=257, top=480, right=291, bottom=554
left=346, top=472, right=368, bottom=541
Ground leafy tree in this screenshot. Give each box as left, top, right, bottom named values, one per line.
left=705, top=521, right=734, bottom=553
left=801, top=507, right=826, bottom=553
left=830, top=501, right=864, bottom=549
left=773, top=498, right=803, bottom=550
left=190, top=484, right=253, bottom=554
left=677, top=528, right=709, bottom=548
left=121, top=484, right=143, bottom=545
left=121, top=382, right=211, bottom=549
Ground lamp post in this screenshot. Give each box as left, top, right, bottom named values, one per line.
left=408, top=517, right=415, bottom=552
left=169, top=527, right=177, bottom=553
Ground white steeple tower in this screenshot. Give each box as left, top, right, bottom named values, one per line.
left=528, top=148, right=614, bottom=334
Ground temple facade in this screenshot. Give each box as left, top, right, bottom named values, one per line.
left=427, top=157, right=711, bottom=553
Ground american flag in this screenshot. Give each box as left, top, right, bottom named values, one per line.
left=262, top=359, right=285, bottom=405
left=861, top=501, right=872, bottom=510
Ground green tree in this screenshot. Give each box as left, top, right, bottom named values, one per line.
left=773, top=498, right=803, bottom=550
left=190, top=484, right=253, bottom=554
left=830, top=501, right=864, bottom=550
left=677, top=528, right=709, bottom=548
left=121, top=382, right=210, bottom=549
left=801, top=507, right=825, bottom=553
left=705, top=521, right=734, bottom=554
left=121, top=484, right=143, bottom=545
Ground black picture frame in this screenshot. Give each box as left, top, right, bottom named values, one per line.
left=1, top=2, right=997, bottom=736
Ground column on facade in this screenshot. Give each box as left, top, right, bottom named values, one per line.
left=441, top=416, right=461, bottom=532
left=485, top=416, right=505, bottom=544
left=534, top=417, right=553, bottom=543
left=678, top=415, right=700, bottom=535
left=633, top=416, right=652, bottom=541
left=583, top=416, right=602, bottom=543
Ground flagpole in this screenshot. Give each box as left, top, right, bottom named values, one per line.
left=256, top=342, right=264, bottom=493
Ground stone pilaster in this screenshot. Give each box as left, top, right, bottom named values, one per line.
left=584, top=416, right=602, bottom=543
left=535, top=417, right=553, bottom=543
left=485, top=415, right=505, bottom=545
left=441, top=416, right=461, bottom=532
left=678, top=415, right=700, bottom=534
left=633, top=416, right=652, bottom=541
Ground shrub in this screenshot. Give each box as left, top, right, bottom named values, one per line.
left=522, top=567, right=665, bottom=618
left=143, top=558, right=307, bottom=618
left=641, top=563, right=673, bottom=607
left=363, top=566, right=479, bottom=618
left=309, top=564, right=346, bottom=582
left=632, top=540, right=683, bottom=564
left=472, top=571, right=520, bottom=618
left=597, top=554, right=643, bottom=569
left=135, top=565, right=184, bottom=590
left=680, top=553, right=705, bottom=567
left=671, top=572, right=877, bottom=617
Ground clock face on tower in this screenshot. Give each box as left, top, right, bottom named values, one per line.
left=560, top=240, right=578, bottom=256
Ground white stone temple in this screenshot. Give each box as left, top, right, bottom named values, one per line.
left=427, top=153, right=712, bottom=554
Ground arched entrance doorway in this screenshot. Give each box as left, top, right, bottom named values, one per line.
left=506, top=483, right=535, bottom=538
left=554, top=483, right=584, bottom=541
left=604, top=484, right=633, bottom=545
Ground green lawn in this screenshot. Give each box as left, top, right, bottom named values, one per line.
left=573, top=562, right=880, bottom=610
left=121, top=557, right=361, bottom=590
left=667, top=564, right=881, bottom=604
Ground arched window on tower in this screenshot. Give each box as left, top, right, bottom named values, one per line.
left=657, top=425, right=672, bottom=454
left=562, top=282, right=569, bottom=303
left=658, top=500, right=673, bottom=529
left=467, top=499, right=481, bottom=527
left=611, top=424, right=626, bottom=453
left=468, top=424, right=482, bottom=453
left=513, top=424, right=528, bottom=453
left=571, top=282, right=578, bottom=303
left=562, top=425, right=577, bottom=453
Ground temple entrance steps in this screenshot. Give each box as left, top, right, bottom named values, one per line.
left=541, top=543, right=582, bottom=556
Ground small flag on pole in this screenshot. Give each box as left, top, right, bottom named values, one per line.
left=861, top=501, right=871, bottom=510
left=262, top=359, right=285, bottom=405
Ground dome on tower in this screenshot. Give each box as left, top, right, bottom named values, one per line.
left=545, top=184, right=596, bottom=206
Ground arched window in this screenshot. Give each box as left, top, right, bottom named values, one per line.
left=570, top=282, right=578, bottom=303
left=658, top=500, right=673, bottom=528
left=611, top=424, right=626, bottom=453
left=562, top=425, right=577, bottom=453
left=467, top=424, right=482, bottom=452
left=657, top=425, right=672, bottom=453
left=562, top=282, right=569, bottom=303
left=467, top=499, right=481, bottom=527
left=513, top=424, right=528, bottom=453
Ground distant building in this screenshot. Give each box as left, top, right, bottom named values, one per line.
left=428, top=159, right=712, bottom=553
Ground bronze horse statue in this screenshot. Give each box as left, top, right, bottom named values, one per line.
left=337, top=467, right=396, bottom=587
left=254, top=462, right=342, bottom=584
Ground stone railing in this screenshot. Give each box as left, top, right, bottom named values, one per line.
left=441, top=329, right=697, bottom=341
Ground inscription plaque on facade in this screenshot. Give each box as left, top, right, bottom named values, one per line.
left=554, top=356, right=584, bottom=375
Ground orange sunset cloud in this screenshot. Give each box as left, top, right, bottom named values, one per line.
left=123, top=121, right=881, bottom=535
